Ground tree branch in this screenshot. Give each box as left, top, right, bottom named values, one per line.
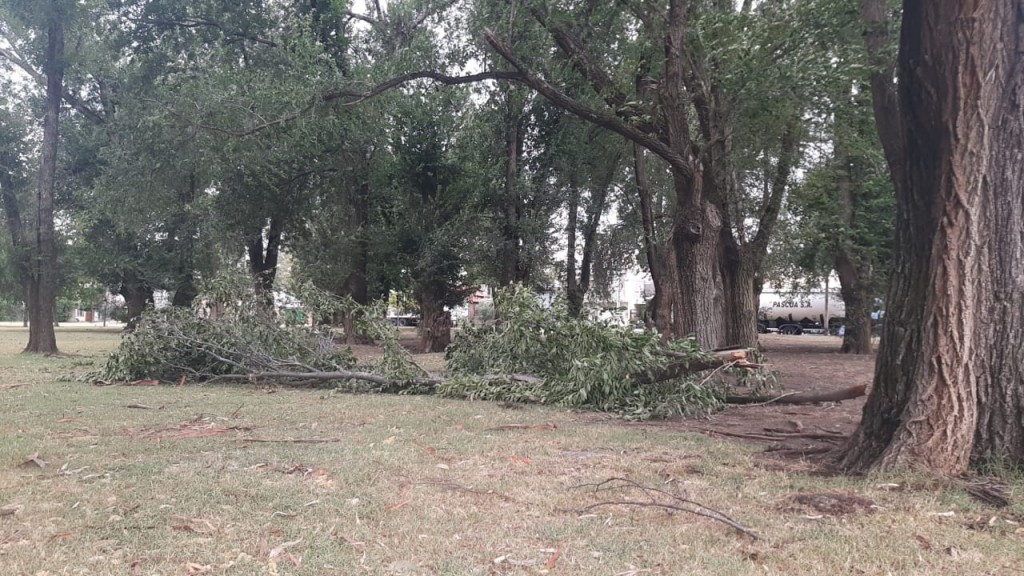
left=154, top=70, right=525, bottom=138
left=343, top=11, right=378, bottom=25
left=483, top=28, right=691, bottom=175
left=860, top=0, right=905, bottom=192
left=573, top=477, right=758, bottom=539
left=529, top=6, right=655, bottom=133
left=750, top=119, right=800, bottom=253
left=126, top=16, right=278, bottom=47
left=0, top=41, right=106, bottom=124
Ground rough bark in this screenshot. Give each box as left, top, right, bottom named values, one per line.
left=969, top=1, right=1024, bottom=465
left=719, top=254, right=758, bottom=348
left=842, top=0, right=1021, bottom=473
left=671, top=171, right=723, bottom=347
left=25, top=8, right=63, bottom=355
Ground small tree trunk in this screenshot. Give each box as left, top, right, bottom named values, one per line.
left=834, top=250, right=873, bottom=354
left=633, top=144, right=685, bottom=338
left=120, top=281, right=153, bottom=331
left=172, top=274, right=198, bottom=307
left=565, top=180, right=583, bottom=317
left=338, top=267, right=372, bottom=344
left=419, top=281, right=451, bottom=353
left=498, top=90, right=526, bottom=286
left=246, top=218, right=282, bottom=311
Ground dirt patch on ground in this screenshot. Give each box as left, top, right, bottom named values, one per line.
left=678, top=334, right=876, bottom=465
left=788, top=492, right=878, bottom=516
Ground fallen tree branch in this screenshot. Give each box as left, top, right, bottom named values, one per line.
left=206, top=370, right=441, bottom=388
left=633, top=348, right=759, bottom=385
left=573, top=477, right=758, bottom=539
left=725, top=384, right=867, bottom=405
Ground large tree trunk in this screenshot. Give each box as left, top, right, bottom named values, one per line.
left=25, top=8, right=63, bottom=355
left=671, top=169, right=724, bottom=348
left=842, top=0, right=1021, bottom=474
left=719, top=250, right=758, bottom=349
left=969, top=2, right=1024, bottom=465
left=716, top=122, right=798, bottom=349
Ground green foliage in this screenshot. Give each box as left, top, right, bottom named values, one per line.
left=440, top=285, right=723, bottom=419
left=97, top=275, right=356, bottom=383
left=290, top=280, right=428, bottom=388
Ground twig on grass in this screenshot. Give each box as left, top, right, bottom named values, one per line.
left=572, top=477, right=758, bottom=540
left=486, top=423, right=558, bottom=431
left=240, top=437, right=343, bottom=444
left=694, top=427, right=848, bottom=442
left=415, top=480, right=517, bottom=502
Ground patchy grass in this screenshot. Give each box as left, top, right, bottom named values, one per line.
left=0, top=327, right=1022, bottom=575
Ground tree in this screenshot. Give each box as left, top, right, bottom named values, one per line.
left=841, top=0, right=1024, bottom=473
left=2, top=0, right=70, bottom=354
left=387, top=90, right=476, bottom=353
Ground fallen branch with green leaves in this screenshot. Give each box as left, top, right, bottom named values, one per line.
left=94, top=281, right=773, bottom=419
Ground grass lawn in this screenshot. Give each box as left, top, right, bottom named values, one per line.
left=0, top=326, right=1021, bottom=575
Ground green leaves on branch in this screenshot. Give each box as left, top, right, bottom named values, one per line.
left=440, top=285, right=724, bottom=419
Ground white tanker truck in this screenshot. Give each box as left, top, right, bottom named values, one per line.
left=758, top=290, right=846, bottom=335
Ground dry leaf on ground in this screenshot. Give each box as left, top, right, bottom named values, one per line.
left=20, top=452, right=47, bottom=469
left=268, top=538, right=302, bottom=560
